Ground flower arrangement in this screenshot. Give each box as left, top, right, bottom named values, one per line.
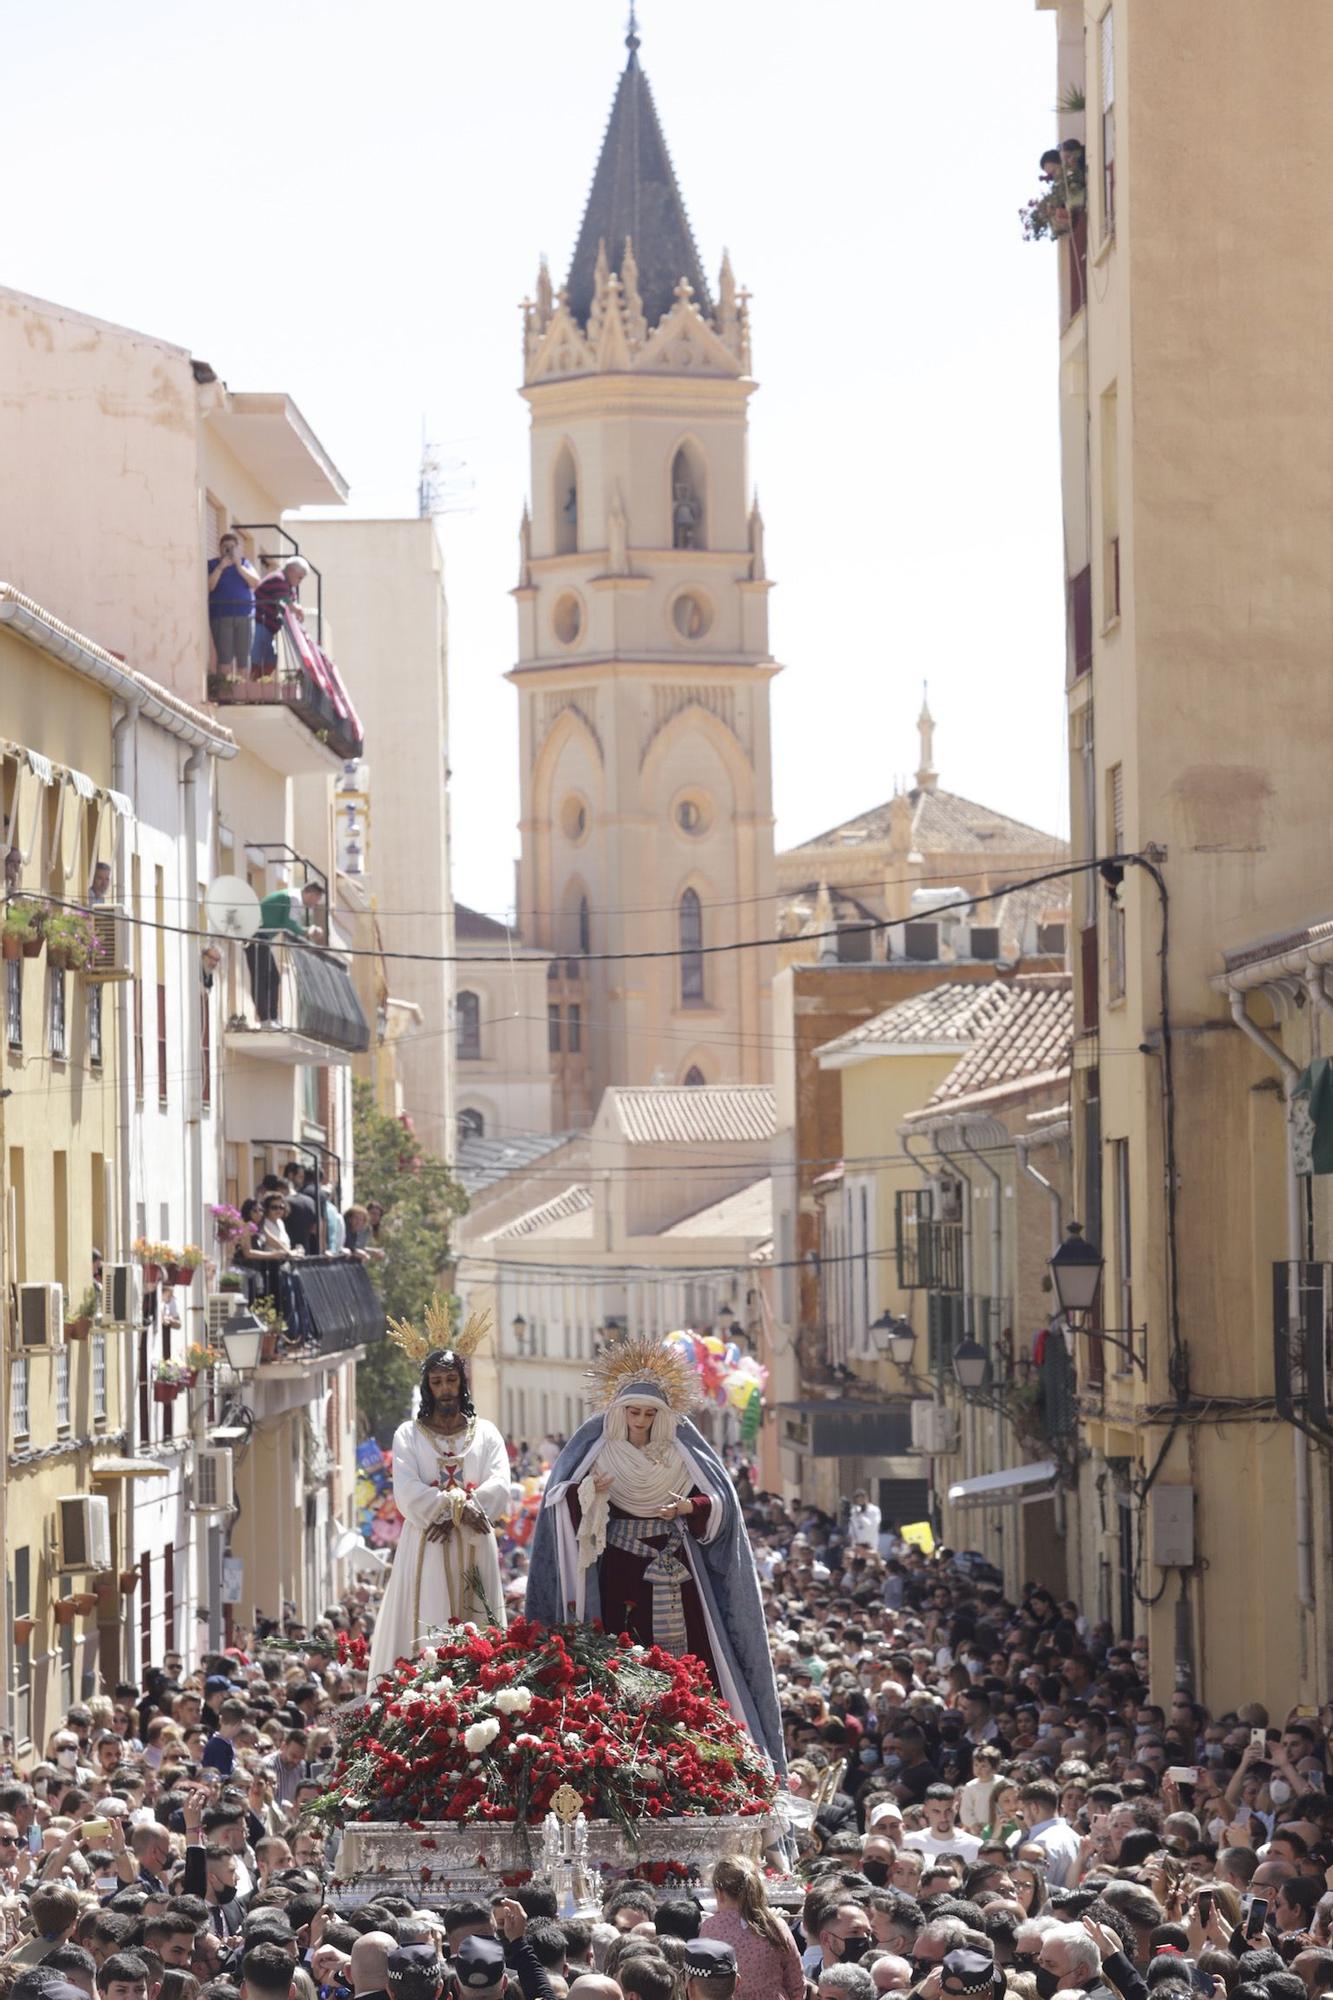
left=133, top=1238, right=176, bottom=1268
left=155, top=1358, right=191, bottom=1385
left=185, top=1343, right=220, bottom=1372
left=211, top=1204, right=257, bottom=1246
left=2, top=897, right=44, bottom=957
left=43, top=906, right=102, bottom=972
left=174, top=1244, right=204, bottom=1272
left=319, top=1619, right=775, bottom=1833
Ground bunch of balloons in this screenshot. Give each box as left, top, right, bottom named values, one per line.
left=664, top=1328, right=767, bottom=1443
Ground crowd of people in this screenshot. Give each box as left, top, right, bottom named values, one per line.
left=227, top=1165, right=386, bottom=1301
left=0, top=1485, right=1329, bottom=2000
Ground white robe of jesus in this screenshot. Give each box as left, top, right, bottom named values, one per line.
left=366, top=1416, right=510, bottom=1681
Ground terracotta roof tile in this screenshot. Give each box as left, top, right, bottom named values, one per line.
left=606, top=1084, right=776, bottom=1146
left=923, top=975, right=1073, bottom=1108
left=786, top=785, right=1067, bottom=858
left=819, top=981, right=1014, bottom=1058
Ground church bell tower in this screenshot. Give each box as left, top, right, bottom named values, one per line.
left=511, top=18, right=779, bottom=1111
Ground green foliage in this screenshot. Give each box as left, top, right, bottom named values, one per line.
left=352, top=1079, right=469, bottom=1441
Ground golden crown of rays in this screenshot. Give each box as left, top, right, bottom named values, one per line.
left=386, top=1297, right=491, bottom=1368
left=589, top=1334, right=699, bottom=1414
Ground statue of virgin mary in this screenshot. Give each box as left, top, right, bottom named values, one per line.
left=525, top=1337, right=785, bottom=1771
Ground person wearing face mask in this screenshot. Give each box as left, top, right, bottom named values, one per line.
left=1035, top=1923, right=1115, bottom=2000
left=181, top=1793, right=246, bottom=1939
left=814, top=1903, right=874, bottom=1976
left=861, top=1837, right=898, bottom=1891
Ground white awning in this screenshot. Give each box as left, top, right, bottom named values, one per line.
left=948, top=1460, right=1058, bottom=1507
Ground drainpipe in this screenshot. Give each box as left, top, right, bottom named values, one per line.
left=962, top=1129, right=1004, bottom=1349
left=1228, top=989, right=1314, bottom=1616
left=901, top=1131, right=934, bottom=1184
left=933, top=1130, right=978, bottom=1486
left=112, top=701, right=139, bottom=1275
left=1014, top=1134, right=1064, bottom=1255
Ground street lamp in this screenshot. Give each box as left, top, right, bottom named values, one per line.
left=512, top=1314, right=527, bottom=1353
left=1049, top=1220, right=1104, bottom=1318
left=219, top=1308, right=265, bottom=1374
left=952, top=1336, right=990, bottom=1394
left=870, top=1311, right=918, bottom=1370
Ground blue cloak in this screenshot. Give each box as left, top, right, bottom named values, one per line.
left=525, top=1413, right=786, bottom=1773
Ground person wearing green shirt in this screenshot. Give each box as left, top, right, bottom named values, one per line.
left=246, top=879, right=324, bottom=1026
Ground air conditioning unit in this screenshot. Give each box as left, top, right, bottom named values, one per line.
left=935, top=1175, right=964, bottom=1224
left=56, top=1494, right=112, bottom=1572
left=16, top=1283, right=63, bottom=1351
left=910, top=1400, right=960, bottom=1455
left=904, top=920, right=939, bottom=962
left=191, top=1447, right=235, bottom=1513
left=970, top=926, right=1001, bottom=962
left=206, top=1292, right=237, bottom=1340
left=85, top=906, right=133, bottom=982
left=101, top=1264, right=137, bottom=1327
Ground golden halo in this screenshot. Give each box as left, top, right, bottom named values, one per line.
left=588, top=1334, right=699, bottom=1415
left=386, top=1297, right=491, bottom=1368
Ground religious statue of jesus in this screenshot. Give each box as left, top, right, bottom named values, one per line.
left=526, top=1336, right=786, bottom=1771
left=366, top=1305, right=509, bottom=1682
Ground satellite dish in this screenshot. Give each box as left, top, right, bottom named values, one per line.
left=204, top=875, right=262, bottom=942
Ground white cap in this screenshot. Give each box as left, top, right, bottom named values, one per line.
left=870, top=1799, right=904, bottom=1827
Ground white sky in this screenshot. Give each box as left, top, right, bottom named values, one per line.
left=1, top=0, right=1067, bottom=921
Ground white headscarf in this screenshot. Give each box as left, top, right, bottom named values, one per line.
left=575, top=1393, right=693, bottom=1566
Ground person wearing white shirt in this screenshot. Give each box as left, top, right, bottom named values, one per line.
left=847, top=1490, right=882, bottom=1551
left=901, top=1785, right=983, bottom=1866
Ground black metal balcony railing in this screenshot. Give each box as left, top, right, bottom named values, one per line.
left=229, top=938, right=370, bottom=1055
left=896, top=1188, right=965, bottom=1291
left=278, top=1256, right=385, bottom=1360
left=1274, top=1260, right=1333, bottom=1440
left=209, top=606, right=363, bottom=761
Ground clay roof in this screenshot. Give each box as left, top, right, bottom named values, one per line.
left=454, top=902, right=518, bottom=945
left=566, top=36, right=711, bottom=330
left=484, top=1184, right=593, bottom=1241
left=921, top=974, right=1073, bottom=1109
left=818, top=981, right=1014, bottom=1059
left=604, top=1084, right=775, bottom=1146
left=785, top=785, right=1067, bottom=858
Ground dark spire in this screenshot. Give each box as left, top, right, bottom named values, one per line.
left=565, top=27, right=711, bottom=333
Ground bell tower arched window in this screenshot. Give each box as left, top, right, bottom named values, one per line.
left=456, top=990, right=481, bottom=1060
left=554, top=444, right=578, bottom=555
left=682, top=1065, right=706, bottom=1087
left=671, top=445, right=706, bottom=550
left=578, top=896, right=591, bottom=956
left=679, top=889, right=705, bottom=1005
left=458, top=1107, right=485, bottom=1141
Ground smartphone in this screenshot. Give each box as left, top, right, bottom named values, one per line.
left=82, top=1818, right=111, bottom=1842
left=1197, top=1891, right=1213, bottom=1926
left=1246, top=1896, right=1269, bottom=1939
left=1190, top=1965, right=1213, bottom=1996
left=1166, top=1766, right=1197, bottom=1785
left=1250, top=1728, right=1268, bottom=1754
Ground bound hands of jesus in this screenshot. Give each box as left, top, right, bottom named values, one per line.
left=426, top=1498, right=491, bottom=1542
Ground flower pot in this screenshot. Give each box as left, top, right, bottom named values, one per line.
left=2, top=934, right=21, bottom=962
left=20, top=935, right=43, bottom=959
left=118, top=1569, right=139, bottom=1595
left=260, top=1329, right=280, bottom=1364
left=144, top=1263, right=163, bottom=1288
left=69, top=1592, right=96, bottom=1616
left=180, top=1368, right=198, bottom=1389
left=46, top=944, right=72, bottom=971
left=153, top=1380, right=180, bottom=1403
left=52, top=1599, right=78, bottom=1627
left=64, top=1317, right=92, bottom=1341
left=12, top=1618, right=34, bottom=1647
left=164, top=1263, right=198, bottom=1289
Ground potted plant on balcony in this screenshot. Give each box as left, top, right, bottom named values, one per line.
left=164, top=1244, right=203, bottom=1289
left=12, top=1616, right=34, bottom=1647
left=43, top=906, right=100, bottom=973
left=117, top=1569, right=139, bottom=1595
left=52, top=1598, right=79, bottom=1627
left=2, top=898, right=44, bottom=961
left=1021, top=140, right=1087, bottom=240
left=251, top=1295, right=285, bottom=1364
left=184, top=1343, right=219, bottom=1383
left=211, top=1203, right=256, bottom=1248
left=133, top=1238, right=173, bottom=1288
left=153, top=1357, right=189, bottom=1402
left=217, top=1270, right=246, bottom=1295
left=68, top=1591, right=97, bottom=1616
left=64, top=1288, right=98, bottom=1341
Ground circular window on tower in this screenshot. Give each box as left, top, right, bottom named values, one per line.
left=552, top=591, right=584, bottom=647
left=670, top=589, right=713, bottom=641
left=672, top=789, right=713, bottom=839
left=560, top=794, right=590, bottom=845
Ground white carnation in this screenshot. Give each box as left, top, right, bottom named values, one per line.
left=494, top=1687, right=533, bottom=1716
left=463, top=1718, right=501, bottom=1754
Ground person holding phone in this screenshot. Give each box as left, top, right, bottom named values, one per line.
left=207, top=532, right=260, bottom=678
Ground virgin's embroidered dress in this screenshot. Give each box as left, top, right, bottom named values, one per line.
left=566, top=1484, right=719, bottom=1678
left=366, top=1414, right=509, bottom=1681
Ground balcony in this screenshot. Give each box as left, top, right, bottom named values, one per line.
left=224, top=939, right=370, bottom=1066
left=1274, top=1261, right=1333, bottom=1439
left=261, top=1257, right=386, bottom=1375
left=208, top=606, right=363, bottom=772
left=895, top=1188, right=965, bottom=1291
